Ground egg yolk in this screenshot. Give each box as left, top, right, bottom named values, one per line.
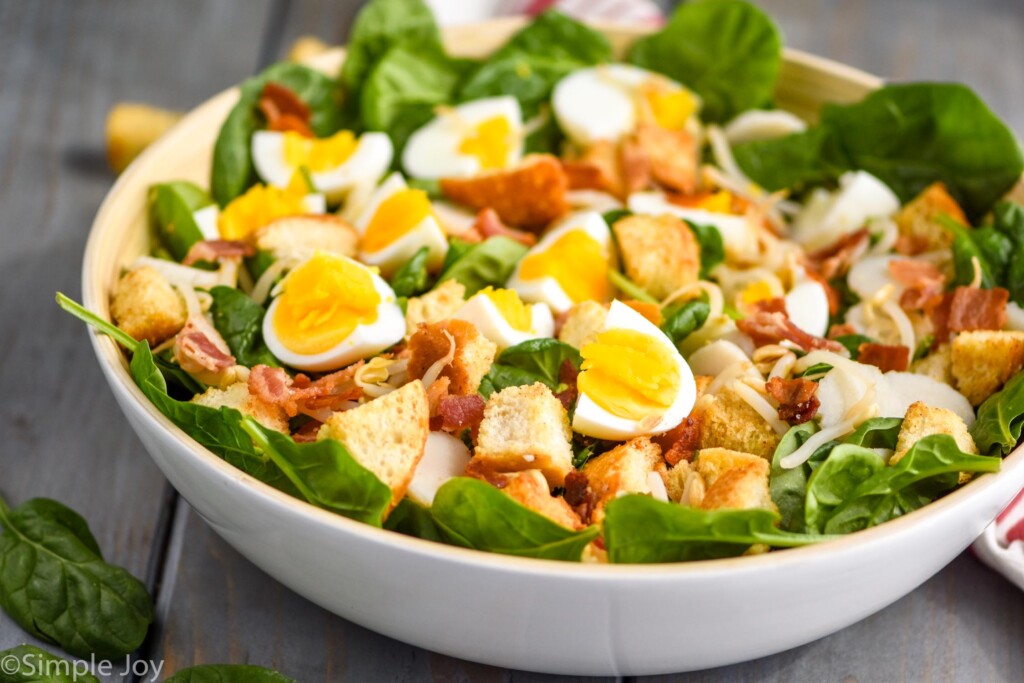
left=272, top=252, right=381, bottom=355
left=578, top=329, right=680, bottom=421
left=740, top=280, right=775, bottom=307
left=282, top=130, right=358, bottom=172
left=641, top=85, right=697, bottom=131
left=479, top=287, right=531, bottom=332
left=458, top=115, right=513, bottom=171
left=668, top=190, right=734, bottom=214
left=218, top=184, right=308, bottom=240
left=518, top=230, right=612, bottom=304
left=361, top=188, right=433, bottom=253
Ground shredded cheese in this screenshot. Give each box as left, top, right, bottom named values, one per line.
left=731, top=379, right=790, bottom=436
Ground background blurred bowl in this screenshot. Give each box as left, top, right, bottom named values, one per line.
left=81, top=19, right=1024, bottom=676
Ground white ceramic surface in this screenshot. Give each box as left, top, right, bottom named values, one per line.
left=81, top=22, right=1024, bottom=676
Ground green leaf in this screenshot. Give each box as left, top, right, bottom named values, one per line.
left=602, top=495, right=835, bottom=563
left=0, top=645, right=100, bottom=683
left=478, top=338, right=582, bottom=398
left=435, top=236, right=528, bottom=296
left=971, top=370, right=1024, bottom=455
left=241, top=419, right=393, bottom=527
left=384, top=498, right=445, bottom=542
left=627, top=0, right=782, bottom=123
left=660, top=300, right=710, bottom=345
left=844, top=417, right=902, bottom=449
left=992, top=200, right=1024, bottom=305
left=147, top=181, right=213, bottom=262
left=833, top=334, right=874, bottom=360
left=794, top=362, right=832, bottom=381
left=685, top=221, right=725, bottom=278
left=939, top=214, right=998, bottom=289
left=608, top=269, right=658, bottom=303
left=491, top=10, right=612, bottom=65
left=571, top=441, right=597, bottom=469
left=769, top=422, right=817, bottom=532
left=389, top=246, right=433, bottom=298
left=0, top=497, right=152, bottom=659
left=731, top=127, right=838, bottom=194
left=208, top=286, right=279, bottom=367
left=164, top=665, right=296, bottom=683
left=430, top=478, right=598, bottom=561
left=804, top=444, right=887, bottom=533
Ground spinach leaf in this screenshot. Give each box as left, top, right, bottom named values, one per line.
left=602, top=209, right=632, bottom=227
left=685, top=221, right=725, bottom=278
left=939, top=214, right=998, bottom=288
left=164, top=665, right=296, bottom=683
left=0, top=644, right=100, bottom=683
left=571, top=441, right=597, bottom=469
left=383, top=498, right=445, bottom=542
left=430, top=478, right=598, bottom=561
left=147, top=181, right=213, bottom=262
left=833, top=334, right=874, bottom=360
left=458, top=53, right=575, bottom=118
left=478, top=338, right=582, bottom=398
left=844, top=417, right=902, bottom=449
left=389, top=246, right=433, bottom=298
left=992, top=200, right=1024, bottom=305
left=435, top=236, right=528, bottom=296
left=492, top=10, right=612, bottom=65
left=627, top=0, right=782, bottom=123
left=971, top=370, right=1024, bottom=456
left=208, top=286, right=279, bottom=367
left=795, top=362, right=832, bottom=380
left=660, top=300, right=710, bottom=345
left=0, top=496, right=152, bottom=659
left=804, top=444, right=887, bottom=533
left=602, top=495, right=834, bottom=563
left=241, top=419, right=393, bottom=527
left=823, top=435, right=1001, bottom=534
left=608, top=269, right=658, bottom=303
left=770, top=422, right=817, bottom=532
left=731, top=127, right=839, bottom=194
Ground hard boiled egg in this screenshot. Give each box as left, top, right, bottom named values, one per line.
left=200, top=183, right=326, bottom=241
left=263, top=251, right=405, bottom=372
left=792, top=171, right=900, bottom=250
left=552, top=64, right=700, bottom=146
left=573, top=300, right=697, bottom=440
left=252, top=129, right=392, bottom=198
left=507, top=211, right=614, bottom=314
left=402, top=96, right=523, bottom=179
left=452, top=287, right=555, bottom=350
left=783, top=279, right=831, bottom=338
left=354, top=173, right=449, bottom=278
left=628, top=191, right=758, bottom=262
left=723, top=109, right=807, bottom=145
left=406, top=432, right=472, bottom=506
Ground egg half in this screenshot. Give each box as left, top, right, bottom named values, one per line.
left=263, top=251, right=405, bottom=372
left=452, top=287, right=555, bottom=349
left=354, top=172, right=449, bottom=277
left=573, top=300, right=697, bottom=440
left=252, top=129, right=393, bottom=199
left=628, top=190, right=758, bottom=262
left=402, top=96, right=524, bottom=180
left=506, top=211, right=614, bottom=314
left=194, top=183, right=326, bottom=242
left=792, top=170, right=900, bottom=250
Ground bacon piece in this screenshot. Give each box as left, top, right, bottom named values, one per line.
left=751, top=297, right=788, bottom=315
left=248, top=362, right=364, bottom=419
left=472, top=208, right=537, bottom=247
left=174, top=316, right=235, bottom=375
left=435, top=394, right=486, bottom=433
left=292, top=420, right=323, bottom=443
left=426, top=376, right=452, bottom=431
left=929, top=286, right=1009, bottom=343
left=857, top=343, right=910, bottom=373
left=828, top=323, right=857, bottom=339
left=258, top=82, right=312, bottom=136
left=805, top=228, right=870, bottom=280
left=441, top=155, right=569, bottom=230
left=554, top=360, right=579, bottom=411
left=183, top=239, right=255, bottom=266
left=738, top=311, right=845, bottom=353
left=765, top=377, right=820, bottom=424
left=889, top=259, right=946, bottom=310
left=654, top=416, right=702, bottom=466
left=563, top=470, right=591, bottom=508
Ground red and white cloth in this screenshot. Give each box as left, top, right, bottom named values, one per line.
left=973, top=490, right=1024, bottom=590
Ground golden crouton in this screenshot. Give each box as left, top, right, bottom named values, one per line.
left=110, top=265, right=187, bottom=346
left=697, top=387, right=781, bottom=459
left=407, top=319, right=497, bottom=396
left=612, top=214, right=700, bottom=300
left=558, top=300, right=608, bottom=349
left=191, top=382, right=289, bottom=433
left=440, top=154, right=568, bottom=230
left=502, top=470, right=581, bottom=530
left=255, top=215, right=358, bottom=261
left=318, top=380, right=429, bottom=515
left=694, top=448, right=775, bottom=513
left=893, top=401, right=977, bottom=464
left=581, top=437, right=666, bottom=523
left=472, top=383, right=573, bottom=487
left=911, top=343, right=952, bottom=385
left=106, top=103, right=183, bottom=174
left=894, top=182, right=968, bottom=255
left=287, top=34, right=330, bottom=62
left=663, top=460, right=693, bottom=503
left=951, top=330, right=1024, bottom=405
left=629, top=122, right=698, bottom=194
left=404, top=279, right=466, bottom=336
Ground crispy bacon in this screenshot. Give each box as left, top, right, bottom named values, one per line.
left=654, top=416, right=702, bottom=466
left=857, top=343, right=910, bottom=373
left=751, top=297, right=788, bottom=315
left=738, top=311, right=845, bottom=353
left=929, top=286, right=1009, bottom=343
left=183, top=239, right=255, bottom=266
left=473, top=208, right=537, bottom=246
left=554, top=360, right=579, bottom=411
left=828, top=323, right=857, bottom=339
left=766, top=377, right=820, bottom=424
left=435, top=394, right=486, bottom=433
left=426, top=376, right=452, bottom=430
left=174, top=317, right=235, bottom=373
left=805, top=228, right=870, bottom=280
left=248, top=363, right=364, bottom=419
left=889, top=259, right=946, bottom=310
left=258, top=82, right=312, bottom=136
left=292, top=420, right=323, bottom=443
left=563, top=470, right=591, bottom=508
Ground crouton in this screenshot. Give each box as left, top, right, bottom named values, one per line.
left=502, top=470, right=581, bottom=530
left=694, top=448, right=767, bottom=486
left=191, top=382, right=289, bottom=433
left=407, top=319, right=497, bottom=396
left=951, top=330, right=1024, bottom=405
left=317, top=380, right=429, bottom=514
left=664, top=461, right=692, bottom=503
left=894, top=182, right=968, bottom=255
left=580, top=437, right=666, bottom=523
left=697, top=387, right=781, bottom=459
left=893, top=401, right=978, bottom=464
left=110, top=265, right=187, bottom=345
left=404, top=279, right=466, bottom=335
left=612, top=213, right=700, bottom=300
left=558, top=300, right=608, bottom=349
left=561, top=139, right=651, bottom=199
left=695, top=448, right=775, bottom=513
left=255, top=215, right=358, bottom=261
left=440, top=154, right=569, bottom=230
left=911, top=343, right=952, bottom=385
left=628, top=122, right=698, bottom=194
left=472, top=383, right=573, bottom=487
left=106, top=103, right=183, bottom=174
left=287, top=34, right=329, bottom=63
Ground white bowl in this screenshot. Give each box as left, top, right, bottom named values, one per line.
left=81, top=19, right=1024, bottom=676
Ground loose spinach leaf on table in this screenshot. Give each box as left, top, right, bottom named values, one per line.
left=430, top=478, right=598, bottom=561
left=435, top=236, right=528, bottom=296
left=0, top=496, right=153, bottom=660
left=389, top=246, right=433, bottom=298
left=147, top=181, right=213, bottom=262
left=478, top=338, right=582, bottom=398
left=0, top=644, right=100, bottom=683
left=628, top=0, right=782, bottom=123
left=660, top=300, right=710, bottom=346
left=603, top=495, right=834, bottom=564
left=207, top=286, right=279, bottom=367
left=164, top=665, right=297, bottom=683
left=971, top=370, right=1024, bottom=456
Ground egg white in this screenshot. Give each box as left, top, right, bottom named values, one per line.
left=627, top=191, right=758, bottom=262
left=723, top=109, right=807, bottom=145
left=784, top=279, right=830, bottom=338
left=406, top=432, right=472, bottom=506
left=792, top=170, right=900, bottom=250
left=572, top=300, right=697, bottom=440
left=452, top=294, right=555, bottom=350
left=402, top=96, right=523, bottom=180
left=251, top=130, right=393, bottom=197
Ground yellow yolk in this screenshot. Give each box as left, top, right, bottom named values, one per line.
left=641, top=85, right=697, bottom=131
left=282, top=130, right=358, bottom=172
left=578, top=329, right=680, bottom=420
left=697, top=190, right=733, bottom=214
left=740, top=280, right=775, bottom=307
left=218, top=184, right=308, bottom=240
left=479, top=287, right=531, bottom=332
left=361, top=188, right=433, bottom=253
left=519, top=230, right=612, bottom=304
left=457, top=115, right=513, bottom=170
left=272, top=252, right=380, bottom=355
